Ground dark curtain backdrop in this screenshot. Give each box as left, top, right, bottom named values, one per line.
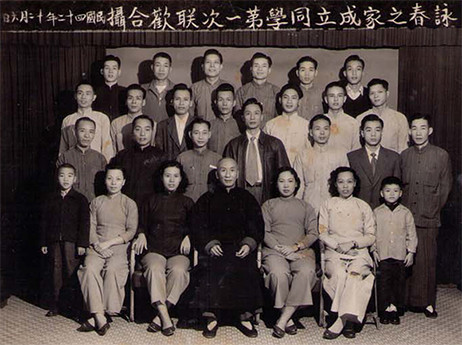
left=1, top=28, right=461, bottom=304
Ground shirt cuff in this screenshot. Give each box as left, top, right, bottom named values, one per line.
left=240, top=237, right=257, bottom=252
left=205, top=240, right=221, bottom=254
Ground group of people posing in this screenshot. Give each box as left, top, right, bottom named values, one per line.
left=40, top=50, right=452, bottom=340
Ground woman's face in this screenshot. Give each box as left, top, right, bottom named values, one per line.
left=277, top=171, right=297, bottom=198
left=162, top=166, right=182, bottom=193
left=336, top=171, right=356, bottom=199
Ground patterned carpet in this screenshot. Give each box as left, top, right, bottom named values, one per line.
left=0, top=288, right=461, bottom=345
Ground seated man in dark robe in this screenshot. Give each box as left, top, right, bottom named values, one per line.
left=190, top=157, right=264, bottom=338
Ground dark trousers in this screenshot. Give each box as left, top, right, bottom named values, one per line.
left=378, top=258, right=406, bottom=313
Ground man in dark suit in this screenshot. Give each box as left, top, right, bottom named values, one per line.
left=348, top=114, right=400, bottom=209
left=155, top=83, right=194, bottom=160
left=224, top=98, right=290, bottom=204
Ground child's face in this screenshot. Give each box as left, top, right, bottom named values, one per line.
left=369, top=84, right=388, bottom=108
left=173, top=90, right=192, bottom=116
left=162, top=166, right=181, bottom=192
left=297, top=61, right=317, bottom=86
left=75, top=84, right=96, bottom=109
left=126, top=89, right=145, bottom=114
left=102, top=60, right=121, bottom=83
left=324, top=86, right=346, bottom=111
left=251, top=57, right=271, bottom=81
left=380, top=184, right=402, bottom=204
left=361, top=120, right=383, bottom=147
left=344, top=60, right=364, bottom=85
left=105, top=169, right=125, bottom=195
left=58, top=167, right=77, bottom=191
left=277, top=171, right=297, bottom=198
left=133, top=118, right=153, bottom=148
left=410, top=118, right=433, bottom=146
left=280, top=88, right=300, bottom=114
left=202, top=54, right=222, bottom=78
left=310, top=119, right=331, bottom=145
left=76, top=120, right=96, bottom=148
left=153, top=57, right=171, bottom=81
left=243, top=104, right=263, bottom=130
left=336, top=171, right=356, bottom=199
left=190, top=123, right=211, bottom=149
left=216, top=91, right=235, bottom=116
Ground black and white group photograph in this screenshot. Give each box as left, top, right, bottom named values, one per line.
left=0, top=1, right=461, bottom=344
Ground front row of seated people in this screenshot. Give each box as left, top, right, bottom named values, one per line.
left=41, top=156, right=420, bottom=339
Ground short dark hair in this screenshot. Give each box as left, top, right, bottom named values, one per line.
left=279, top=83, right=303, bottom=99
left=324, top=81, right=346, bottom=96
left=172, top=83, right=192, bottom=98
left=126, top=83, right=146, bottom=99
left=360, top=114, right=384, bottom=130
left=203, top=49, right=223, bottom=64
left=243, top=97, right=263, bottom=113
left=103, top=55, right=121, bottom=68
left=328, top=166, right=361, bottom=197
left=105, top=163, right=126, bottom=179
left=190, top=117, right=211, bottom=131
left=380, top=176, right=403, bottom=190
left=214, top=83, right=235, bottom=102
left=57, top=163, right=76, bottom=175
left=367, top=78, right=389, bottom=91
left=152, top=52, right=172, bottom=65
left=296, top=56, right=318, bottom=70
left=250, top=52, right=272, bottom=67
left=75, top=117, right=96, bottom=131
left=343, top=54, right=365, bottom=69
left=154, top=160, right=189, bottom=194
left=75, top=80, right=94, bottom=93
left=132, top=115, right=154, bottom=130
left=309, top=114, right=331, bottom=130
left=409, top=113, right=432, bottom=127
left=274, top=167, right=301, bottom=197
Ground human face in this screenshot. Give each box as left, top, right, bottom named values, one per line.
left=173, top=90, right=192, bottom=116
left=344, top=60, right=364, bottom=85
left=277, top=171, right=297, bottom=198
left=336, top=171, right=356, bottom=199
left=126, top=89, right=145, bottom=114
left=361, top=120, right=383, bottom=147
left=410, top=118, right=433, bottom=147
left=280, top=88, right=300, bottom=114
left=152, top=57, right=171, bottom=81
left=243, top=104, right=263, bottom=130
left=216, top=91, right=235, bottom=116
left=75, top=120, right=96, bottom=148
left=310, top=119, right=331, bottom=145
left=251, top=57, right=271, bottom=81
left=297, top=61, right=317, bottom=86
left=75, top=84, right=96, bottom=109
left=324, top=86, right=346, bottom=111
left=216, top=159, right=238, bottom=189
left=203, top=54, right=222, bottom=78
left=162, top=166, right=181, bottom=193
left=380, top=184, right=402, bottom=204
left=369, top=84, right=389, bottom=108
left=102, top=60, right=121, bottom=83
left=190, top=123, right=211, bottom=149
left=105, top=169, right=125, bottom=195
left=133, top=118, right=153, bottom=148
left=58, top=167, right=76, bottom=191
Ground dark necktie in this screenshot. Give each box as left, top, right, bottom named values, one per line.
left=371, top=152, right=377, bottom=175
left=246, top=137, right=258, bottom=186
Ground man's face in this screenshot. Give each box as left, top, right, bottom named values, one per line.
left=369, top=84, right=389, bottom=108
left=102, top=60, right=121, bottom=83
left=75, top=84, right=96, bottom=109
left=410, top=118, right=433, bottom=146
left=296, top=61, right=317, bottom=86
left=361, top=120, right=383, bottom=147
left=58, top=167, right=76, bottom=191
left=126, top=89, right=145, bottom=114
left=215, top=91, right=235, bottom=116
left=251, top=57, right=271, bottom=81
left=75, top=120, right=96, bottom=148
left=310, top=118, right=331, bottom=145
left=280, top=88, right=300, bottom=114
left=344, top=60, right=364, bottom=85
left=173, top=90, right=192, bottom=116
left=133, top=118, right=153, bottom=148
left=324, top=86, right=346, bottom=111
left=152, top=57, right=171, bottom=81
left=216, top=159, right=238, bottom=188
left=202, top=54, right=222, bottom=78
left=243, top=104, right=263, bottom=130
left=189, top=123, right=211, bottom=149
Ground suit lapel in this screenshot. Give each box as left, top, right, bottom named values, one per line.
left=372, top=147, right=387, bottom=186
left=358, top=148, right=374, bottom=184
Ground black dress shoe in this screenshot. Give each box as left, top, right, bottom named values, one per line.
left=236, top=321, right=258, bottom=338
left=272, top=325, right=285, bottom=338
left=161, top=326, right=175, bottom=336
left=76, top=320, right=95, bottom=332
left=285, top=323, right=297, bottom=335
left=45, top=310, right=58, bottom=317
left=342, top=322, right=356, bottom=339
left=424, top=309, right=438, bottom=318
left=390, top=312, right=400, bottom=325
left=95, top=323, right=110, bottom=336
left=380, top=311, right=391, bottom=324
left=147, top=320, right=162, bottom=333
left=323, top=329, right=341, bottom=340
left=202, top=322, right=219, bottom=338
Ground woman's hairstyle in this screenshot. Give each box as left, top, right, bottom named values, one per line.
left=328, top=166, right=361, bottom=197
left=153, top=160, right=189, bottom=194
left=274, top=166, right=301, bottom=197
